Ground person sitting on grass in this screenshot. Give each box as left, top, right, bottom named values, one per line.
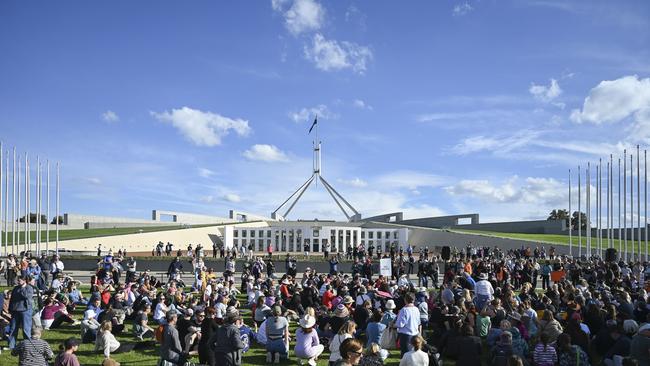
left=265, top=305, right=289, bottom=364
left=358, top=342, right=384, bottom=366
left=330, top=320, right=357, bottom=366
left=210, top=306, right=245, bottom=366
left=41, top=296, right=77, bottom=329
left=160, top=311, right=189, bottom=366
left=399, top=335, right=429, bottom=366
left=132, top=302, right=155, bottom=340
left=295, top=314, right=325, bottom=366
left=334, top=338, right=364, bottom=366
left=95, top=320, right=136, bottom=359
left=54, top=337, right=81, bottom=366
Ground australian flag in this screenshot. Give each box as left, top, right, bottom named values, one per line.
left=308, top=116, right=317, bottom=134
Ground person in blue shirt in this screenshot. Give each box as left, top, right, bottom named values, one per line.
left=329, top=256, right=339, bottom=275
left=8, top=275, right=34, bottom=349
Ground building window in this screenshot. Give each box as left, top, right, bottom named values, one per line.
left=234, top=230, right=239, bottom=238
left=377, top=231, right=382, bottom=239
left=385, top=232, right=390, bottom=239
left=394, top=231, right=399, bottom=239
left=361, top=232, right=365, bottom=239
left=369, top=231, right=373, bottom=239
left=313, top=229, right=319, bottom=237
left=250, top=230, right=255, bottom=237
left=242, top=230, right=247, bottom=237
left=259, top=230, right=264, bottom=237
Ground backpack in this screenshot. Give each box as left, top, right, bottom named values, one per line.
left=421, top=343, right=441, bottom=366
left=491, top=345, right=513, bottom=366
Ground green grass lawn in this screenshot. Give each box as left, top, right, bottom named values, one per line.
left=0, top=292, right=406, bottom=366
left=0, top=223, right=231, bottom=246
left=451, top=228, right=629, bottom=249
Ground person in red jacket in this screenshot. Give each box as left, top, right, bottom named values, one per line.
left=322, top=285, right=336, bottom=310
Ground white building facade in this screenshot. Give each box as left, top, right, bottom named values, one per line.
left=223, top=222, right=409, bottom=253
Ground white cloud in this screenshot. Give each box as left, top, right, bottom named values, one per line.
left=200, top=195, right=214, bottom=203
left=272, top=0, right=324, bottom=35
left=453, top=2, right=474, bottom=16
left=451, top=130, right=540, bottom=155
left=243, top=144, right=289, bottom=162
left=570, top=75, right=650, bottom=124
left=529, top=79, right=562, bottom=103
left=102, top=110, right=119, bottom=123
left=198, top=168, right=215, bottom=178
left=376, top=170, right=445, bottom=190
left=288, top=104, right=335, bottom=123
left=304, top=34, right=372, bottom=74
left=353, top=99, right=373, bottom=110
left=445, top=176, right=565, bottom=206
left=222, top=193, right=241, bottom=203
left=151, top=107, right=251, bottom=147
left=338, top=177, right=368, bottom=188
left=85, top=177, right=102, bottom=185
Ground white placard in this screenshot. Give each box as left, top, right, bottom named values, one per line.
left=380, top=258, right=392, bottom=277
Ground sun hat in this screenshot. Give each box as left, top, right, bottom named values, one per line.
left=478, top=273, right=488, bottom=280
left=385, top=299, right=396, bottom=310
left=358, top=286, right=367, bottom=294
left=335, top=304, right=350, bottom=318
left=343, top=295, right=354, bottom=304
left=281, top=279, right=290, bottom=285
left=299, top=314, right=316, bottom=329
left=225, top=306, right=241, bottom=322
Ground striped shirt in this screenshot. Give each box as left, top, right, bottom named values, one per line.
left=11, top=338, right=54, bottom=366
left=533, top=343, right=558, bottom=366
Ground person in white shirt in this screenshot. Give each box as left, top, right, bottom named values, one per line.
left=399, top=335, right=429, bottom=366
left=395, top=292, right=421, bottom=356
left=475, top=273, right=494, bottom=311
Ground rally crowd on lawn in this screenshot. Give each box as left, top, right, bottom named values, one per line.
left=0, top=243, right=649, bottom=366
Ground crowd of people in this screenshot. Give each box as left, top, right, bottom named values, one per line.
left=0, top=243, right=649, bottom=366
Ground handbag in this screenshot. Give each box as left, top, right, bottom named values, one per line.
left=379, top=326, right=397, bottom=350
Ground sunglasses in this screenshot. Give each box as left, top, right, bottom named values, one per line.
left=350, top=351, right=363, bottom=356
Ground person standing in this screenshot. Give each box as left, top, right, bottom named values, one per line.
left=395, top=292, right=420, bottom=356
left=11, top=326, right=53, bottom=366
left=8, top=275, right=34, bottom=349
left=211, top=307, right=245, bottom=366
left=474, top=273, right=494, bottom=311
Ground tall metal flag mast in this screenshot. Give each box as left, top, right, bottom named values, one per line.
left=585, top=162, right=591, bottom=257
left=643, top=149, right=648, bottom=262
left=631, top=153, right=634, bottom=261
left=17, top=155, right=20, bottom=254
left=618, top=158, right=621, bottom=255
left=26, top=156, right=30, bottom=253
left=36, top=157, right=40, bottom=256
left=637, top=145, right=641, bottom=260
left=578, top=165, right=582, bottom=258
left=611, top=155, right=614, bottom=249
left=24, top=153, right=28, bottom=255
left=272, top=117, right=361, bottom=221
left=623, top=149, right=627, bottom=262
left=606, top=161, right=610, bottom=249
left=3, top=153, right=8, bottom=255
left=56, top=162, right=60, bottom=254
left=11, top=148, right=16, bottom=255
left=46, top=161, right=50, bottom=254
left=0, top=142, right=3, bottom=256
left=569, top=169, right=573, bottom=256
left=598, top=160, right=602, bottom=256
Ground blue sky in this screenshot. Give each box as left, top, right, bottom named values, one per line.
left=1, top=0, right=649, bottom=223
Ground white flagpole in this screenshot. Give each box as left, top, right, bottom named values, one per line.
left=645, top=149, right=648, bottom=261
left=36, top=156, right=40, bottom=256
left=623, top=149, right=627, bottom=262
left=0, top=143, right=3, bottom=256
left=611, top=154, right=614, bottom=249
left=587, top=162, right=591, bottom=257
left=47, top=160, right=50, bottom=254
left=56, top=162, right=59, bottom=254
left=631, top=153, right=634, bottom=262
left=637, top=145, right=641, bottom=260
left=4, top=153, right=8, bottom=255
left=569, top=169, right=572, bottom=257
left=24, top=153, right=28, bottom=255
left=606, top=161, right=610, bottom=250
left=619, top=158, right=621, bottom=255
left=578, top=165, right=582, bottom=258
left=26, top=156, right=30, bottom=253
left=17, top=155, right=20, bottom=254
left=11, top=148, right=16, bottom=255
left=599, top=159, right=602, bottom=256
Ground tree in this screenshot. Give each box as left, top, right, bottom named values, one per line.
left=51, top=215, right=64, bottom=225
left=547, top=209, right=570, bottom=227
left=18, top=213, right=47, bottom=224
left=570, top=211, right=588, bottom=230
